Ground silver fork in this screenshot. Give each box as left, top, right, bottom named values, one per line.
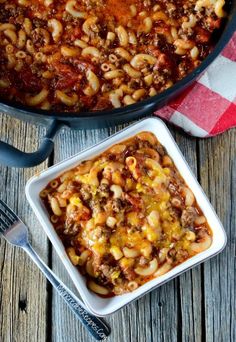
left=0, top=199, right=110, bottom=341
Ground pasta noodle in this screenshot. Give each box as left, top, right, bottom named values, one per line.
left=42, top=132, right=212, bottom=296
left=26, top=89, right=49, bottom=106
left=48, top=19, right=63, bottom=42
left=55, top=90, right=78, bottom=106
left=0, top=0, right=227, bottom=111
left=65, top=0, right=87, bottom=18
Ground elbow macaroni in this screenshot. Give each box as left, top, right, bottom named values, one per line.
left=41, top=132, right=212, bottom=296
left=0, top=0, right=226, bottom=111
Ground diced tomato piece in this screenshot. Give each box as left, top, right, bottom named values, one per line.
left=206, top=17, right=222, bottom=30
left=55, top=76, right=79, bottom=90
left=147, top=46, right=174, bottom=70
left=147, top=46, right=162, bottom=58
left=79, top=95, right=94, bottom=108
left=195, top=27, right=211, bottom=43
left=54, top=63, right=75, bottom=75
left=155, top=53, right=173, bottom=70
left=14, top=68, right=41, bottom=92
left=125, top=194, right=143, bottom=210
left=53, top=62, right=80, bottom=89
left=70, top=27, right=82, bottom=40
left=93, top=97, right=111, bottom=111
left=73, top=59, right=96, bottom=73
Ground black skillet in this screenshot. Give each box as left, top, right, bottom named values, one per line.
left=0, top=0, right=235, bottom=168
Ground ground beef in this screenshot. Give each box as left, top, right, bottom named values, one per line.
left=89, top=198, right=101, bottom=214
left=100, top=265, right=120, bottom=279
left=169, top=207, right=181, bottom=220
left=67, top=181, right=78, bottom=191
left=93, top=226, right=103, bottom=239
left=171, top=196, right=184, bottom=209
left=137, top=140, right=152, bottom=149
left=175, top=249, right=189, bottom=263
left=93, top=254, right=103, bottom=273
left=139, top=256, right=149, bottom=266
left=196, top=227, right=208, bottom=240
left=181, top=207, right=197, bottom=228
left=80, top=184, right=92, bottom=201
left=168, top=248, right=177, bottom=262
left=32, top=29, right=46, bottom=46
left=124, top=144, right=138, bottom=158
left=98, top=183, right=110, bottom=198
left=64, top=219, right=80, bottom=235
left=99, top=265, right=112, bottom=278
left=168, top=182, right=179, bottom=195
left=156, top=144, right=166, bottom=156
left=112, top=198, right=123, bottom=212
left=0, top=8, right=12, bottom=22
left=32, top=18, right=47, bottom=28
left=127, top=226, right=142, bottom=234
left=102, top=226, right=112, bottom=240
left=122, top=267, right=136, bottom=281
left=0, top=6, right=24, bottom=22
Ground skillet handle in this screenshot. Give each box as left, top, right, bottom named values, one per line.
left=0, top=120, right=63, bottom=168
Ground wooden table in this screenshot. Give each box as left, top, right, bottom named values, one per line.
left=0, top=113, right=235, bottom=342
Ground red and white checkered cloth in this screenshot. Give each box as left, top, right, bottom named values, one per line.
left=154, top=33, right=236, bottom=137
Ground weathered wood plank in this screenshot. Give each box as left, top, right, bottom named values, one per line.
left=174, top=130, right=203, bottom=342
left=0, top=113, right=49, bottom=342
left=198, top=129, right=236, bottom=342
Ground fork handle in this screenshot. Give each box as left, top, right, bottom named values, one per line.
left=23, top=243, right=110, bottom=341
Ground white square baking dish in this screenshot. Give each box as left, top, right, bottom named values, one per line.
left=25, top=117, right=227, bottom=316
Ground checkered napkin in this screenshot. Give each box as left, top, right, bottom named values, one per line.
left=154, top=33, right=236, bottom=137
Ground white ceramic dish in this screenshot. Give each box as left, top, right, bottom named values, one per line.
left=25, top=118, right=227, bottom=316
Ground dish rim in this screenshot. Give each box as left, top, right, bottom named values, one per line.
left=25, top=117, right=227, bottom=316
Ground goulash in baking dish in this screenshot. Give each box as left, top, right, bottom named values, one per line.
left=41, top=132, right=212, bottom=296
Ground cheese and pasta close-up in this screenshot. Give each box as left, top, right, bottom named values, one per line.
left=0, top=0, right=227, bottom=112
left=41, top=132, right=212, bottom=296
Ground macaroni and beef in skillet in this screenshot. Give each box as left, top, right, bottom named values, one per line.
left=0, top=0, right=226, bottom=112
left=41, top=132, right=212, bottom=296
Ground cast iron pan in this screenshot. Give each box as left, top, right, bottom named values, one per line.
left=0, top=1, right=235, bottom=168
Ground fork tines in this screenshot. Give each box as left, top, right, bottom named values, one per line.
left=0, top=199, right=18, bottom=232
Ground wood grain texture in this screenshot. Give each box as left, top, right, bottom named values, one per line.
left=0, top=113, right=235, bottom=342
left=0, top=113, right=49, bottom=342
left=173, top=130, right=203, bottom=342
left=198, top=130, right=236, bottom=342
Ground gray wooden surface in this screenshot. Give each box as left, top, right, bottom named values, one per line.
left=0, top=113, right=235, bottom=342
